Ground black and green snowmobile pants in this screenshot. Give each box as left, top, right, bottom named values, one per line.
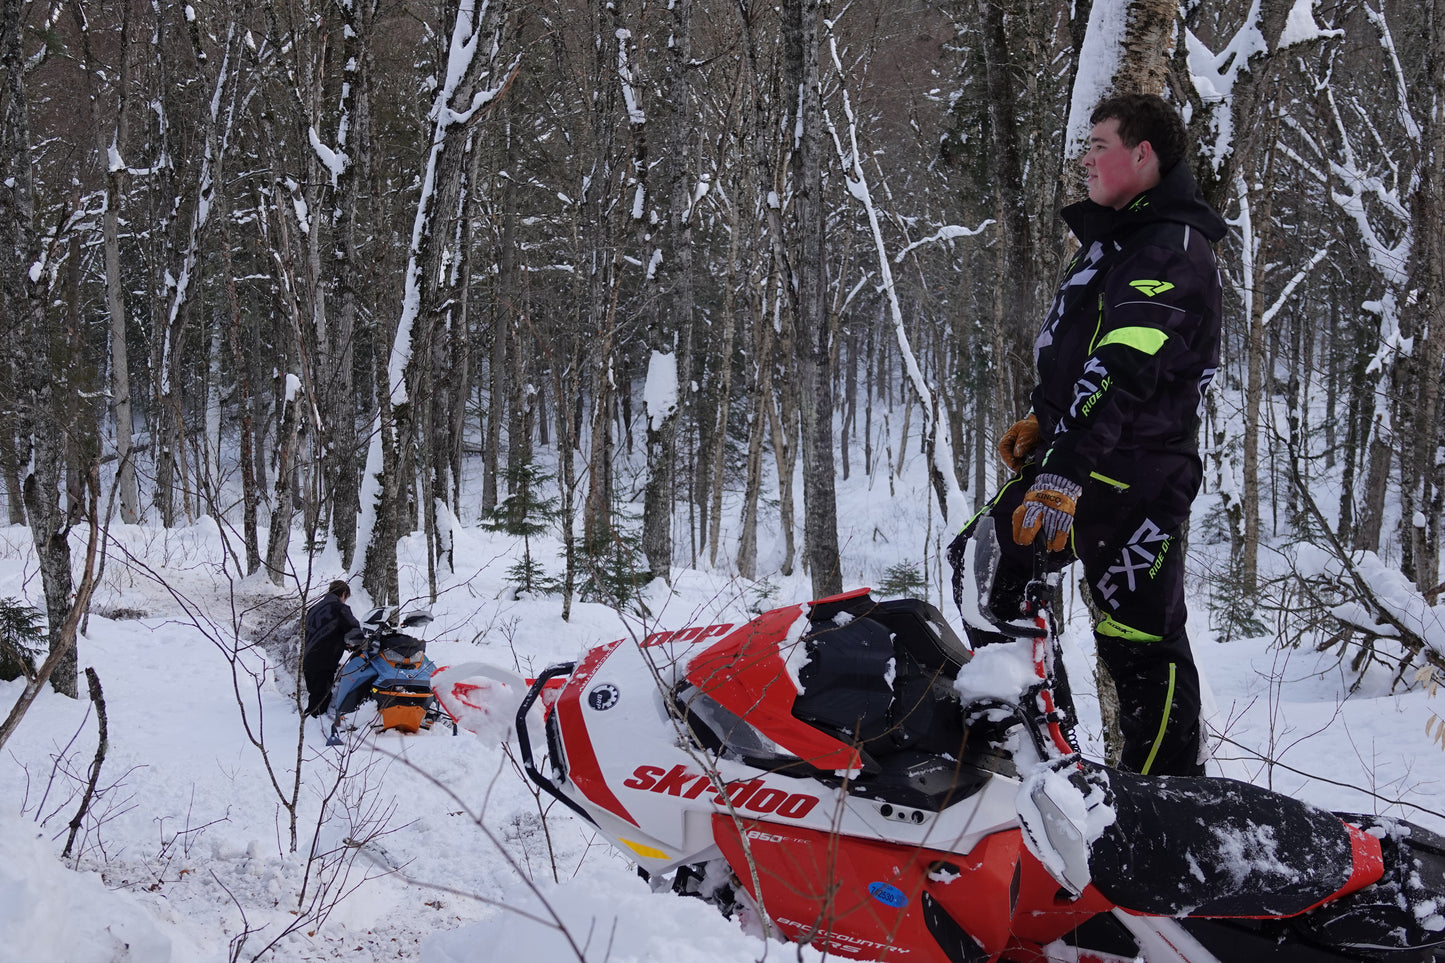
left=950, top=457, right=1205, bottom=778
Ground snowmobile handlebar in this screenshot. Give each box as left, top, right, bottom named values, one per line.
left=516, top=662, right=597, bottom=826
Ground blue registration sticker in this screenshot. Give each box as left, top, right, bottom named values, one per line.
left=868, top=881, right=908, bottom=908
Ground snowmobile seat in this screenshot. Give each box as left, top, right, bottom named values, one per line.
left=868, top=598, right=972, bottom=680
left=377, top=632, right=427, bottom=669
left=1086, top=767, right=1371, bottom=918
left=791, top=610, right=968, bottom=763
left=1288, top=813, right=1445, bottom=953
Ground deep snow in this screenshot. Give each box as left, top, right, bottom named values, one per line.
left=0, top=441, right=1442, bottom=963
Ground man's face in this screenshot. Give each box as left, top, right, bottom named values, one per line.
left=1081, top=118, right=1156, bottom=210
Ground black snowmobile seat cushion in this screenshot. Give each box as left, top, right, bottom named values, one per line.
left=790, top=613, right=968, bottom=761
left=869, top=598, right=971, bottom=677
left=1087, top=768, right=1361, bottom=918
left=792, top=617, right=897, bottom=746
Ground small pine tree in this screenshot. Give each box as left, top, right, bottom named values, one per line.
left=482, top=460, right=561, bottom=597
left=0, top=598, right=45, bottom=682
left=576, top=523, right=648, bottom=614
left=877, top=562, right=926, bottom=598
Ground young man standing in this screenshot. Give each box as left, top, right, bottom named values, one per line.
left=302, top=580, right=361, bottom=717
left=951, top=93, right=1225, bottom=777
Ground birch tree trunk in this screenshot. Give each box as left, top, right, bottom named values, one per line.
left=357, top=0, right=512, bottom=603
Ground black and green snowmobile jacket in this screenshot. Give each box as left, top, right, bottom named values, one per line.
left=1031, top=160, right=1227, bottom=498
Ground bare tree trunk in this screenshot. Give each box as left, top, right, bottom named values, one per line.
left=69, top=0, right=142, bottom=524
left=221, top=208, right=262, bottom=573
left=737, top=273, right=772, bottom=581
left=785, top=0, right=841, bottom=598
left=1238, top=120, right=1281, bottom=596
left=266, top=381, right=304, bottom=586
left=3, top=0, right=76, bottom=695
left=483, top=154, right=510, bottom=516
left=357, top=0, right=512, bottom=602
left=321, top=0, right=375, bottom=569
left=768, top=303, right=799, bottom=579
left=1403, top=0, right=1445, bottom=594
left=707, top=185, right=742, bottom=567
left=1355, top=381, right=1395, bottom=553
left=0, top=470, right=100, bottom=747
left=627, top=0, right=697, bottom=583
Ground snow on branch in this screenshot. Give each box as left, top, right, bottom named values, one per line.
left=615, top=29, right=645, bottom=126
left=1065, top=0, right=1127, bottom=157
left=1279, top=0, right=1343, bottom=48
left=893, top=223, right=993, bottom=262
left=1259, top=244, right=1330, bottom=327
left=1289, top=450, right=1445, bottom=678
left=824, top=35, right=967, bottom=522
left=1361, top=1, right=1421, bottom=144
left=308, top=127, right=349, bottom=187
left=1186, top=12, right=1267, bottom=172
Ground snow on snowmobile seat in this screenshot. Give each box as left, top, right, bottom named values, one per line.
left=1086, top=767, right=1383, bottom=918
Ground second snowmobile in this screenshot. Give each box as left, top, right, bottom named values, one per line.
left=327, top=607, right=454, bottom=744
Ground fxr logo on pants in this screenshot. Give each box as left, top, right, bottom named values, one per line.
left=1095, top=518, right=1172, bottom=611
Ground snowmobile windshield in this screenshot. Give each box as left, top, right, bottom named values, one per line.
left=379, top=634, right=426, bottom=665
left=673, top=682, right=799, bottom=767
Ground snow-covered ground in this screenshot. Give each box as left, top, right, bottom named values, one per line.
left=0, top=443, right=1442, bottom=963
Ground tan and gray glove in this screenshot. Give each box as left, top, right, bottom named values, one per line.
left=1012, top=473, right=1083, bottom=552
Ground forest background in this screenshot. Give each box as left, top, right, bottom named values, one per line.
left=2, top=0, right=1444, bottom=703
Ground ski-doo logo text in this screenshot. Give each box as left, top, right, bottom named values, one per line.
left=623, top=765, right=820, bottom=819
left=641, top=622, right=734, bottom=647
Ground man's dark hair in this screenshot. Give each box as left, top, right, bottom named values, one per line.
left=328, top=579, right=351, bottom=598
left=1090, top=93, right=1189, bottom=172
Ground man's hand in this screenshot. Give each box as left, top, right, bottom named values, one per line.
left=998, top=414, right=1040, bottom=472
left=1012, top=473, right=1083, bottom=552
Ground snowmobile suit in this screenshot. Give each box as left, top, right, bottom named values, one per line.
left=966, top=159, right=1226, bottom=777
left=302, top=592, right=359, bottom=717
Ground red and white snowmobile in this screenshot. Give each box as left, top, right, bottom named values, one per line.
left=438, top=561, right=1445, bottom=961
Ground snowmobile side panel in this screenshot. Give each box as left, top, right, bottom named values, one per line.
left=922, top=830, right=1028, bottom=955
left=331, top=654, right=379, bottom=717
left=551, top=640, right=638, bottom=827
left=918, top=892, right=991, bottom=962
left=713, top=814, right=1011, bottom=962
left=1004, top=845, right=1115, bottom=952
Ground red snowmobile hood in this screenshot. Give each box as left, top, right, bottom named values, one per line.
left=685, top=602, right=865, bottom=773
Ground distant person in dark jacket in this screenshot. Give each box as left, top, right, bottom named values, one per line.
left=950, top=93, right=1225, bottom=777
left=302, top=580, right=360, bottom=717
